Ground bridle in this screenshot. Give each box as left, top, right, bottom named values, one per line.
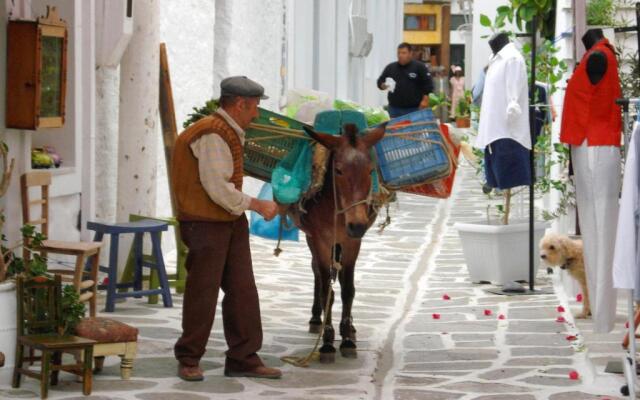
left=331, top=157, right=374, bottom=215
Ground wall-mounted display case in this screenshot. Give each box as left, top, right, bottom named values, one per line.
left=6, top=6, right=68, bottom=130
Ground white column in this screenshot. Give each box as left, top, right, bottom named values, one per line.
left=95, top=66, right=120, bottom=223
left=116, top=0, right=160, bottom=222
left=80, top=0, right=96, bottom=240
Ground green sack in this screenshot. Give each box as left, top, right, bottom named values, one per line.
left=271, top=139, right=313, bottom=204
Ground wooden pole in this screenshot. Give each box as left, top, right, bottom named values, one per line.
left=159, top=43, right=178, bottom=216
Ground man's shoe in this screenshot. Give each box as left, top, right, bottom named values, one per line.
left=178, top=364, right=204, bottom=381
left=224, top=365, right=282, bottom=379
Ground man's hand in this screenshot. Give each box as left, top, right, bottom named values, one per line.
left=250, top=198, right=278, bottom=221
left=419, top=96, right=430, bottom=109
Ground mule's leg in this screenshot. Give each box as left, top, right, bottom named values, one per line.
left=309, top=257, right=323, bottom=333
left=338, top=240, right=361, bottom=358
left=319, top=265, right=336, bottom=364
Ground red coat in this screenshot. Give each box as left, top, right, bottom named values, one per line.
left=560, top=39, right=622, bottom=147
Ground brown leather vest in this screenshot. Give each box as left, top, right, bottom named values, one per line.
left=172, top=114, right=244, bottom=222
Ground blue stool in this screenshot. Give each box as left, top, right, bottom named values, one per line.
left=87, top=220, right=173, bottom=312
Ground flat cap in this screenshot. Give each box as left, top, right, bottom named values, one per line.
left=220, top=76, right=268, bottom=99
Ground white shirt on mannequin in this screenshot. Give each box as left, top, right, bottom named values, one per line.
left=476, top=42, right=531, bottom=150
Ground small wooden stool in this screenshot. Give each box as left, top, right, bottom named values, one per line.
left=74, top=317, right=138, bottom=379
left=87, top=220, right=173, bottom=312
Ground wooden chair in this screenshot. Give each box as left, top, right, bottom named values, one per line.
left=21, top=171, right=102, bottom=317
left=12, top=274, right=96, bottom=399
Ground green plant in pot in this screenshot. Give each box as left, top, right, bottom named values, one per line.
left=428, top=91, right=450, bottom=122
left=455, top=0, right=574, bottom=285
left=0, top=139, right=84, bottom=378
left=454, top=90, right=472, bottom=128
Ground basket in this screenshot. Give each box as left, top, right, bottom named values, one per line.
left=374, top=109, right=453, bottom=190
left=402, top=124, right=460, bottom=198
left=243, top=108, right=310, bottom=182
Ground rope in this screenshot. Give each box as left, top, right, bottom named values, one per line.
left=273, top=217, right=284, bottom=257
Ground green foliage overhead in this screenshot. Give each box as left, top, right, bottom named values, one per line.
left=586, top=0, right=616, bottom=26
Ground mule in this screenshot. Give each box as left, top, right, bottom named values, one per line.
left=292, top=122, right=386, bottom=363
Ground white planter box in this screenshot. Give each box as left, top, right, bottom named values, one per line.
left=455, top=220, right=549, bottom=285
left=0, top=281, right=16, bottom=385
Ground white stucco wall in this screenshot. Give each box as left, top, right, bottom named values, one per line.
left=154, top=0, right=216, bottom=246
left=214, top=0, right=285, bottom=112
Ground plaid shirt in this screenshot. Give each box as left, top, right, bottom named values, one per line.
left=189, top=109, right=251, bottom=216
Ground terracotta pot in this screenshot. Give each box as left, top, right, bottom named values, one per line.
left=455, top=117, right=470, bottom=128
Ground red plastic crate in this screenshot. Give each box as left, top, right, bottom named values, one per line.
left=401, top=124, right=460, bottom=199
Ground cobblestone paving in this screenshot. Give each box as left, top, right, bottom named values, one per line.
left=0, top=166, right=628, bottom=399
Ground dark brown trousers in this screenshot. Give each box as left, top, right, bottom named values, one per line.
left=174, top=215, right=263, bottom=370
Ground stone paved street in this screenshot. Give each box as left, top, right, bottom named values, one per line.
left=0, top=165, right=629, bottom=399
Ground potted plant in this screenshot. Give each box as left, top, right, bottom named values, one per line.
left=454, top=90, right=472, bottom=128
left=456, top=0, right=570, bottom=285
left=428, top=91, right=450, bottom=123
left=0, top=140, right=84, bottom=384
left=0, top=142, right=15, bottom=384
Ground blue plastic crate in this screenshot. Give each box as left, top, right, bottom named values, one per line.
left=313, top=110, right=380, bottom=193
left=374, top=109, right=452, bottom=189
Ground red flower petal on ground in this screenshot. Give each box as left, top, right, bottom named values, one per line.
left=557, top=306, right=565, bottom=313
left=569, top=370, right=579, bottom=380
left=556, top=316, right=566, bottom=323
left=498, top=314, right=506, bottom=320
left=576, top=294, right=583, bottom=302
left=566, top=335, right=577, bottom=341
left=432, top=313, right=441, bottom=320
left=442, top=294, right=451, bottom=300
left=484, top=309, right=492, bottom=316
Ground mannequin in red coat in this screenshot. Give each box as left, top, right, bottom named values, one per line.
left=560, top=28, right=622, bottom=333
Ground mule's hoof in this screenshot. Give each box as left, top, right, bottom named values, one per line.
left=319, top=351, right=336, bottom=364
left=340, top=346, right=358, bottom=359
left=319, top=345, right=336, bottom=364
left=309, top=323, right=322, bottom=334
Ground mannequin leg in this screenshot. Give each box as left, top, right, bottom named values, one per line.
left=592, top=145, right=620, bottom=332
left=572, top=143, right=620, bottom=333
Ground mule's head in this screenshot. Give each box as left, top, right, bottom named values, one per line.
left=304, top=122, right=386, bottom=238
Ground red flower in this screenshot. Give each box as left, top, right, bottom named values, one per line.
left=432, top=313, right=441, bottom=320
left=442, top=294, right=451, bottom=300
left=557, top=306, right=565, bottom=313
left=556, top=316, right=566, bottom=323
left=566, top=335, right=577, bottom=341
left=569, top=370, right=579, bottom=380
left=576, top=294, right=583, bottom=302
left=498, top=314, right=506, bottom=320
left=484, top=309, right=493, bottom=316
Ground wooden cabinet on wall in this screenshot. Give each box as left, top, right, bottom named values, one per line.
left=6, top=6, right=68, bottom=130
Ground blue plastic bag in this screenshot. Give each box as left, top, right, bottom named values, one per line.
left=249, top=183, right=299, bottom=241
left=271, top=139, right=313, bottom=204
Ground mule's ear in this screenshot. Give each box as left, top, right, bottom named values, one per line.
left=361, top=122, right=387, bottom=148
left=303, top=126, right=342, bottom=149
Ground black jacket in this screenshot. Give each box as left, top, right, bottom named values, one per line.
left=377, top=60, right=434, bottom=108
